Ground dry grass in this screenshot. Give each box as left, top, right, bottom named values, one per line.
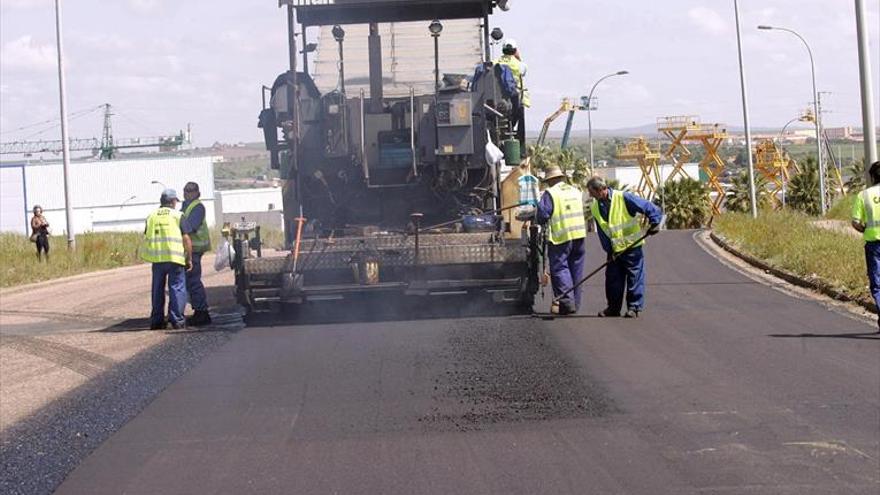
left=715, top=210, right=868, bottom=301
left=0, top=232, right=145, bottom=288
left=826, top=194, right=856, bottom=222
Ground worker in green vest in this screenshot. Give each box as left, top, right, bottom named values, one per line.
left=535, top=165, right=587, bottom=314
left=587, top=176, right=662, bottom=318
left=181, top=182, right=212, bottom=326
left=494, top=39, right=530, bottom=156
left=142, top=189, right=192, bottom=330
left=851, top=160, right=880, bottom=332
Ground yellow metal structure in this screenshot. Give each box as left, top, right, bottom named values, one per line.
left=657, top=116, right=701, bottom=182
left=537, top=98, right=577, bottom=147
left=754, top=139, right=790, bottom=208
left=616, top=137, right=662, bottom=200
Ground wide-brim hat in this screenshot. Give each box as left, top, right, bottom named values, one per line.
left=542, top=165, right=566, bottom=182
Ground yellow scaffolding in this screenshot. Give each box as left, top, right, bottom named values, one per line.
left=754, top=139, right=790, bottom=208
left=658, top=116, right=728, bottom=217
left=657, top=116, right=701, bottom=182
left=617, top=137, right=662, bottom=200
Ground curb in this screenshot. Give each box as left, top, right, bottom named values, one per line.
left=708, top=231, right=876, bottom=314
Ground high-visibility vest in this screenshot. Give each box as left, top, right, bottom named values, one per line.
left=858, top=185, right=880, bottom=242
left=494, top=54, right=531, bottom=108
left=183, top=199, right=212, bottom=253
left=141, top=207, right=186, bottom=266
left=591, top=190, right=645, bottom=254
left=547, top=182, right=587, bottom=245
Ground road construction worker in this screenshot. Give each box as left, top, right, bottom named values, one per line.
left=181, top=181, right=212, bottom=327
left=142, top=189, right=192, bottom=330
left=536, top=165, right=587, bottom=315
left=851, top=160, right=880, bottom=332
left=587, top=176, right=662, bottom=318
left=494, top=39, right=529, bottom=156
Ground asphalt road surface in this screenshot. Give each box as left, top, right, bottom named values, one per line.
left=55, top=231, right=879, bottom=494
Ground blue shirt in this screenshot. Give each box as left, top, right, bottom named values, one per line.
left=536, top=190, right=555, bottom=225
left=180, top=200, right=206, bottom=235
left=594, top=189, right=663, bottom=254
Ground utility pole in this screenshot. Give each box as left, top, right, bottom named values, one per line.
left=54, top=0, right=75, bottom=249
left=734, top=0, right=758, bottom=218
left=855, top=0, right=878, bottom=183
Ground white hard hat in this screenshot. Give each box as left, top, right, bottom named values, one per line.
left=503, top=39, right=518, bottom=50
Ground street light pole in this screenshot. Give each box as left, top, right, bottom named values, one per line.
left=54, top=0, right=75, bottom=249
left=587, top=70, right=628, bottom=168
left=758, top=25, right=826, bottom=214
left=855, top=0, right=878, bottom=182
left=734, top=0, right=757, bottom=218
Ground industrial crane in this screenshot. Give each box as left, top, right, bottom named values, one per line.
left=0, top=104, right=189, bottom=159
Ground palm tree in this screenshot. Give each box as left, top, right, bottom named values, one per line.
left=654, top=178, right=711, bottom=229
left=725, top=170, right=770, bottom=213
left=787, top=157, right=822, bottom=216
left=844, top=159, right=866, bottom=192
left=527, top=145, right=592, bottom=190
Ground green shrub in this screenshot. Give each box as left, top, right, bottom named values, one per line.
left=655, top=178, right=711, bottom=229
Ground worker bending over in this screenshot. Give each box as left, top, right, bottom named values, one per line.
left=494, top=39, right=529, bottom=156
left=181, top=182, right=212, bottom=327
left=536, top=166, right=587, bottom=315
left=587, top=177, right=662, bottom=318
left=851, top=160, right=880, bottom=332
left=142, top=189, right=192, bottom=330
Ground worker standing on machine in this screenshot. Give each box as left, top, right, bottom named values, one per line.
left=587, top=177, right=662, bottom=318
left=494, top=39, right=529, bottom=156
left=851, top=161, right=880, bottom=333
left=535, top=166, right=587, bottom=315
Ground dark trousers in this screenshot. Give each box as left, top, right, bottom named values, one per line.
left=866, top=242, right=880, bottom=329
left=605, top=246, right=646, bottom=314
left=35, top=235, right=49, bottom=260
left=549, top=238, right=586, bottom=312
left=151, top=262, right=187, bottom=327
left=513, top=105, right=526, bottom=157
left=186, top=252, right=209, bottom=312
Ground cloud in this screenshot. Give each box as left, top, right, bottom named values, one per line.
left=0, top=35, right=56, bottom=71
left=127, top=0, right=163, bottom=14
left=688, top=7, right=730, bottom=36
left=0, top=0, right=51, bottom=9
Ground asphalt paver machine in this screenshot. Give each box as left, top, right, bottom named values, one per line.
left=232, top=0, right=540, bottom=311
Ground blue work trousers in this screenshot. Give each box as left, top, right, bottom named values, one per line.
left=186, top=252, right=209, bottom=312
left=605, top=246, right=646, bottom=314
left=151, top=262, right=187, bottom=327
left=866, top=242, right=880, bottom=329
left=549, top=238, right=586, bottom=312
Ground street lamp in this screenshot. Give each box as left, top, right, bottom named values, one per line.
left=54, top=0, right=75, bottom=249
left=734, top=0, right=757, bottom=218
left=758, top=24, right=827, bottom=214
left=587, top=70, right=628, bottom=168
left=151, top=180, right=167, bottom=189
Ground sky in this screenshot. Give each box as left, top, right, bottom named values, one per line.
left=1, top=0, right=878, bottom=148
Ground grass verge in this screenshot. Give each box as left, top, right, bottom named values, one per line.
left=0, top=233, right=144, bottom=288
left=714, top=210, right=868, bottom=302
left=826, top=194, right=856, bottom=222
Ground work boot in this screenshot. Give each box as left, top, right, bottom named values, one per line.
left=597, top=308, right=620, bottom=318
left=149, top=321, right=167, bottom=331
left=624, top=309, right=641, bottom=319
left=186, top=310, right=212, bottom=327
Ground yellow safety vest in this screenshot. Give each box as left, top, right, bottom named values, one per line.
left=141, top=207, right=186, bottom=266
left=855, top=185, right=880, bottom=242
left=183, top=199, right=212, bottom=253
left=494, top=54, right=531, bottom=108
left=547, top=182, right=587, bottom=245
left=591, top=190, right=645, bottom=254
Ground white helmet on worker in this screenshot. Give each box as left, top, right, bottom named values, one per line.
left=503, top=39, right=518, bottom=51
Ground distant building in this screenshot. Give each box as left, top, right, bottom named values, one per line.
left=0, top=156, right=216, bottom=235
left=215, top=187, right=284, bottom=232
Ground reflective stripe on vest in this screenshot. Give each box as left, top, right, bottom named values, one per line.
left=183, top=199, right=212, bottom=253
left=547, top=182, right=586, bottom=245
left=591, top=190, right=645, bottom=254
left=862, top=186, right=880, bottom=241
left=141, top=207, right=186, bottom=265
left=494, top=54, right=530, bottom=108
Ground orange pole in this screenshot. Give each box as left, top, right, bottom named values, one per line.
left=293, top=216, right=306, bottom=267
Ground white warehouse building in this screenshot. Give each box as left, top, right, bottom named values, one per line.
left=0, top=156, right=217, bottom=235
left=598, top=163, right=702, bottom=191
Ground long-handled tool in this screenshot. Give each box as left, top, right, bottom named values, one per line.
left=552, top=230, right=653, bottom=305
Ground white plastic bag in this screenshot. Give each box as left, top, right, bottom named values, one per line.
left=213, top=239, right=235, bottom=272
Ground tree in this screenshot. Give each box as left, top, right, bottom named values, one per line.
left=725, top=170, right=770, bottom=213
left=528, top=145, right=592, bottom=190
left=654, top=178, right=711, bottom=229
left=844, top=159, right=866, bottom=192
left=787, top=157, right=822, bottom=216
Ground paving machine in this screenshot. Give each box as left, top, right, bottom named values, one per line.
left=233, top=0, right=540, bottom=311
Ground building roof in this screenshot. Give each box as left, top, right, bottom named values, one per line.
left=292, top=0, right=496, bottom=26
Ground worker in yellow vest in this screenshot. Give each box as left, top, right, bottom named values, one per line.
left=851, top=160, right=880, bottom=332
left=587, top=176, right=662, bottom=318
left=494, top=39, right=529, bottom=156
left=535, top=165, right=587, bottom=314
left=142, top=189, right=192, bottom=330
left=181, top=182, right=212, bottom=326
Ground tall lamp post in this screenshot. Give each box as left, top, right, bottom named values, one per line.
left=734, top=0, right=758, bottom=218
left=54, top=0, right=75, bottom=248
left=855, top=0, right=878, bottom=180
left=587, top=70, right=628, bottom=168
left=758, top=24, right=827, bottom=214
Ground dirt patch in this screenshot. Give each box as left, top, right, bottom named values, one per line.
left=422, top=319, right=615, bottom=431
